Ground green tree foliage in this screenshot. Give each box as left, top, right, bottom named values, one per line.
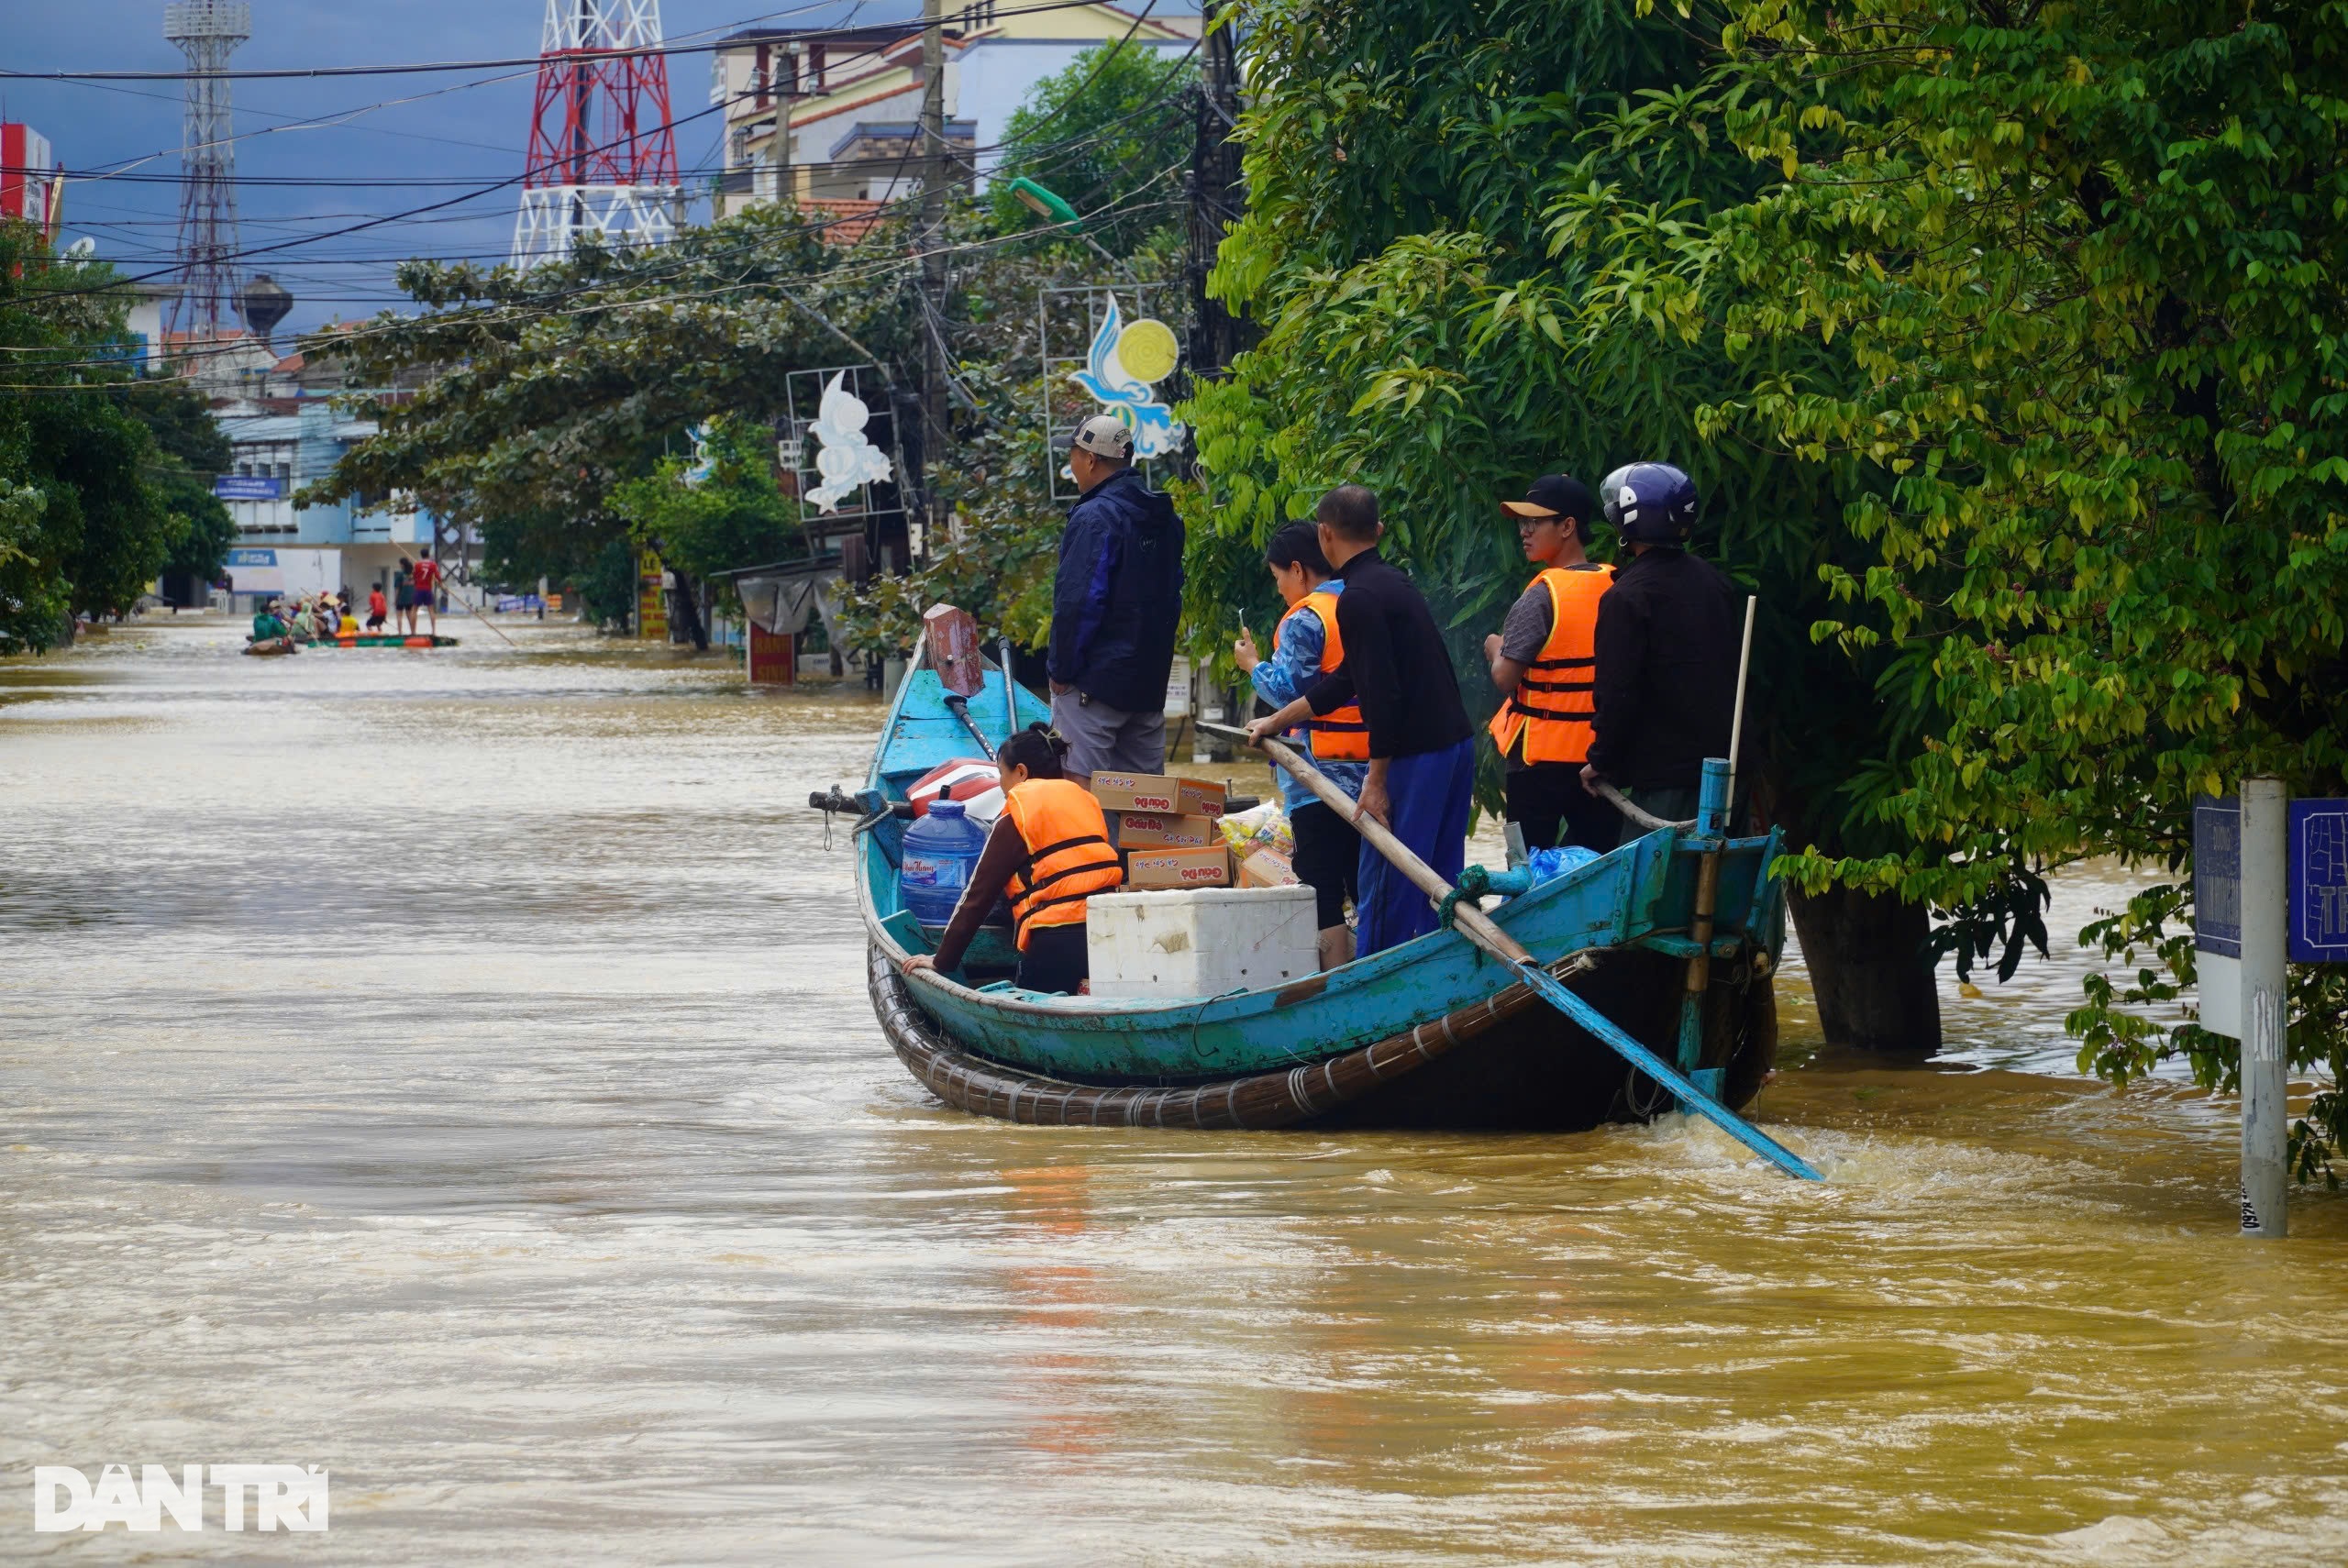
left=611, top=414, right=802, bottom=593
left=831, top=359, right=1069, bottom=658
left=835, top=228, right=1187, bottom=659
left=988, top=39, right=1200, bottom=256
left=317, top=51, right=1202, bottom=659
left=1700, top=0, right=2348, bottom=1175
left=0, top=477, right=60, bottom=648
left=308, top=205, right=921, bottom=649
left=307, top=205, right=917, bottom=557
left=1183, top=0, right=1911, bottom=871
left=574, top=534, right=641, bottom=632
left=39, top=393, right=172, bottom=620
left=0, top=226, right=183, bottom=649
left=123, top=379, right=237, bottom=590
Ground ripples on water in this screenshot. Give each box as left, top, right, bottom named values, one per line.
left=3, top=620, right=2343, bottom=1564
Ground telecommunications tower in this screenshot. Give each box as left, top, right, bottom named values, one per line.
left=513, top=0, right=682, bottom=266
left=162, top=1, right=250, bottom=341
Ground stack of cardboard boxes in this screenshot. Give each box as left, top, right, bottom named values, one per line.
left=1090, top=772, right=1303, bottom=890
left=1091, top=772, right=1232, bottom=888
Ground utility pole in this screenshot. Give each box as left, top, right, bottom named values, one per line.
left=2240, top=777, right=2288, bottom=1238
left=767, top=47, right=793, bottom=208
left=1187, top=0, right=1247, bottom=378
left=916, top=0, right=951, bottom=570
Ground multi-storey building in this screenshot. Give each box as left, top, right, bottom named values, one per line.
left=708, top=4, right=1197, bottom=230
left=1, top=123, right=62, bottom=239
left=213, top=403, right=449, bottom=613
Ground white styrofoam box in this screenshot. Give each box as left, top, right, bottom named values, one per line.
left=1086, top=885, right=1321, bottom=1000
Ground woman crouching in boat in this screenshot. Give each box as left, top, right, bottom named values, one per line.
left=903, top=725, right=1124, bottom=994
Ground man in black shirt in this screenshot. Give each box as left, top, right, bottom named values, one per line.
left=1579, top=462, right=1743, bottom=823
left=1246, top=484, right=1475, bottom=955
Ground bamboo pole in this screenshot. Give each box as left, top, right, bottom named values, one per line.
left=1725, top=595, right=1757, bottom=810
left=1200, top=721, right=1822, bottom=1182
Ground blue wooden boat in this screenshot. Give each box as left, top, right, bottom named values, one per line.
left=844, top=634, right=1789, bottom=1132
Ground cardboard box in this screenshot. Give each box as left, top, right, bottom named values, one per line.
left=1175, top=777, right=1228, bottom=818
left=1091, top=772, right=1183, bottom=814
left=1114, top=811, right=1221, bottom=849
left=1091, top=773, right=1228, bottom=818
left=1123, top=845, right=1233, bottom=889
left=1237, top=846, right=1300, bottom=889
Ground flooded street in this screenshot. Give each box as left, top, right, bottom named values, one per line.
left=6, top=620, right=2346, bottom=1564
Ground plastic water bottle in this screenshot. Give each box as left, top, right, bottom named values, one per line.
left=899, top=799, right=990, bottom=927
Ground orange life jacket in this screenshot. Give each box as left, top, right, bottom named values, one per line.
left=1282, top=588, right=1368, bottom=761
left=1002, top=778, right=1124, bottom=950
left=1488, top=565, right=1611, bottom=766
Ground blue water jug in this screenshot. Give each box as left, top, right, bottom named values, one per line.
left=899, top=799, right=990, bottom=927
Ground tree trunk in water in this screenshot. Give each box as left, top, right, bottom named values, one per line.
left=1785, top=883, right=1943, bottom=1055
left=660, top=554, right=710, bottom=652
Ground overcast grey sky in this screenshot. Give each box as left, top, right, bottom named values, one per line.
left=4, top=2, right=904, bottom=337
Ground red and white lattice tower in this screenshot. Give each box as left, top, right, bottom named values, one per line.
left=513, top=0, right=681, bottom=266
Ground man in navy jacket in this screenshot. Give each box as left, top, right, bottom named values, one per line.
left=1047, top=415, right=1185, bottom=778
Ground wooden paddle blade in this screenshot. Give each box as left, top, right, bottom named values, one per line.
left=923, top=604, right=984, bottom=697
left=1513, top=961, right=1822, bottom=1181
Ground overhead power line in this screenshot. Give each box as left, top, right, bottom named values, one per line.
left=25, top=29, right=1202, bottom=282
left=0, top=18, right=1207, bottom=382
left=0, top=170, right=1191, bottom=382
left=0, top=0, right=1118, bottom=83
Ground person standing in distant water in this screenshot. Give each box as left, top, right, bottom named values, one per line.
left=1246, top=484, right=1475, bottom=956
left=1047, top=415, right=1185, bottom=779
left=1580, top=462, right=1743, bottom=826
left=1234, top=522, right=1367, bottom=970
left=393, top=558, right=415, bottom=635
left=1483, top=472, right=1617, bottom=854
left=409, top=552, right=443, bottom=637
left=366, top=584, right=388, bottom=633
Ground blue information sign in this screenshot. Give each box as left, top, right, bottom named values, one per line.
left=2289, top=799, right=2348, bottom=963
left=225, top=547, right=277, bottom=568
left=214, top=475, right=283, bottom=501
left=2194, top=795, right=2241, bottom=958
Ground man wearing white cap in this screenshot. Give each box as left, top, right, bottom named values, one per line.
left=1047, top=414, right=1186, bottom=778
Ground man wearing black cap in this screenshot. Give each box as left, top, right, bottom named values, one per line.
left=1482, top=473, right=1618, bottom=854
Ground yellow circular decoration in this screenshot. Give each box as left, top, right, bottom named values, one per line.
left=1115, top=317, right=1180, bottom=383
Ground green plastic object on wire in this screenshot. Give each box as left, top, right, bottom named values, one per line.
left=1006, top=177, right=1081, bottom=228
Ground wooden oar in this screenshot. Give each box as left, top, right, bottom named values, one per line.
left=1200, top=721, right=1822, bottom=1182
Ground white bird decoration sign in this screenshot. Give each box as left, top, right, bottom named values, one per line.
left=804, top=372, right=895, bottom=514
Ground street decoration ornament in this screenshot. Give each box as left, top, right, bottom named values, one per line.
left=804, top=372, right=895, bottom=514
left=1066, top=293, right=1185, bottom=459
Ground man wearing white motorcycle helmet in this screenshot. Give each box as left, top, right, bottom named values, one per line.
left=1579, top=462, right=1744, bottom=827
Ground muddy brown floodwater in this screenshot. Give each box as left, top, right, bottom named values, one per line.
left=4, top=619, right=2346, bottom=1565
